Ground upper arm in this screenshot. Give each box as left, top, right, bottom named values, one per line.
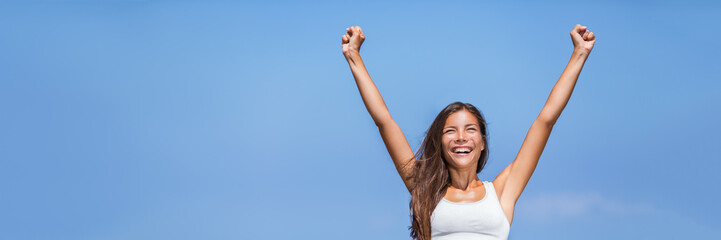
left=377, top=119, right=417, bottom=193
left=494, top=119, right=553, bottom=207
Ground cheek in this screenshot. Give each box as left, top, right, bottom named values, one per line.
left=472, top=135, right=483, bottom=149
left=441, top=136, right=452, bottom=150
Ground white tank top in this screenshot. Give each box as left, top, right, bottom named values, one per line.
left=430, top=181, right=510, bottom=240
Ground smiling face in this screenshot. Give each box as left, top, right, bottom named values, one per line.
left=441, top=109, right=485, bottom=170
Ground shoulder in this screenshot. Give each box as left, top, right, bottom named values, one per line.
left=483, top=180, right=499, bottom=191
left=490, top=179, right=504, bottom=196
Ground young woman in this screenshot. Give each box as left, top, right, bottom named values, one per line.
left=342, top=25, right=595, bottom=240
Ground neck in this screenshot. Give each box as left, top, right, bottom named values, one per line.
left=447, top=166, right=480, bottom=190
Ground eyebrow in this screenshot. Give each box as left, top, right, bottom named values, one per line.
left=444, top=124, right=479, bottom=129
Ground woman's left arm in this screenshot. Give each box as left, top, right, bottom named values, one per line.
left=493, top=24, right=596, bottom=221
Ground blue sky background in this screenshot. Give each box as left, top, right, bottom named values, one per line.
left=1, top=0, right=720, bottom=239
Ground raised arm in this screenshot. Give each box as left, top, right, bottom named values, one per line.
left=342, top=26, right=416, bottom=193
left=493, top=24, right=596, bottom=223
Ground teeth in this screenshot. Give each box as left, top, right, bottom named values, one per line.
left=453, top=148, right=471, bottom=153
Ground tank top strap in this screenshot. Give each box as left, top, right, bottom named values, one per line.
left=482, top=181, right=498, bottom=199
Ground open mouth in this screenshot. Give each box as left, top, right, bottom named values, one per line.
left=451, top=146, right=473, bottom=156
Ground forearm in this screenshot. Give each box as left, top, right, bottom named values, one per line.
left=345, top=51, right=393, bottom=126
left=538, top=49, right=590, bottom=124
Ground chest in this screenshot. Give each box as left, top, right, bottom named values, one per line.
left=430, top=182, right=510, bottom=239
left=443, top=184, right=486, bottom=203
left=431, top=199, right=509, bottom=235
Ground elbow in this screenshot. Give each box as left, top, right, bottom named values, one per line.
left=374, top=120, right=384, bottom=128
left=372, top=112, right=394, bottom=127
left=536, top=108, right=560, bottom=126
left=536, top=114, right=557, bottom=127
left=374, top=117, right=393, bottom=128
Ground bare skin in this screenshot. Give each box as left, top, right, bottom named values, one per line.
left=442, top=111, right=485, bottom=177
left=441, top=110, right=486, bottom=202
left=342, top=24, right=596, bottom=225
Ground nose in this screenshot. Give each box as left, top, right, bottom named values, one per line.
left=455, top=131, right=468, bottom=142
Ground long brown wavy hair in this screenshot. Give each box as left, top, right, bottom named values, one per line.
left=408, top=102, right=489, bottom=240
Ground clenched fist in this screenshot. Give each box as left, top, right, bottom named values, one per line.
left=571, top=24, right=596, bottom=54
left=342, top=26, right=365, bottom=57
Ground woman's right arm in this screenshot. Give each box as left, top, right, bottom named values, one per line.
left=342, top=26, right=416, bottom=193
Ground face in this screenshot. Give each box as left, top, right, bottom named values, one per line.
left=441, top=109, right=485, bottom=170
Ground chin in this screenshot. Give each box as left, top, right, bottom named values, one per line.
left=446, top=155, right=478, bottom=168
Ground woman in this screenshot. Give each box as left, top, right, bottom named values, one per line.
left=341, top=24, right=595, bottom=240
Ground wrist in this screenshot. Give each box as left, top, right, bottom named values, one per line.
left=343, top=50, right=360, bottom=59
left=344, top=51, right=364, bottom=67
left=573, top=47, right=591, bottom=57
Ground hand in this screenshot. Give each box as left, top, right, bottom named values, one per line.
left=570, top=24, right=596, bottom=54
left=342, top=26, right=365, bottom=57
